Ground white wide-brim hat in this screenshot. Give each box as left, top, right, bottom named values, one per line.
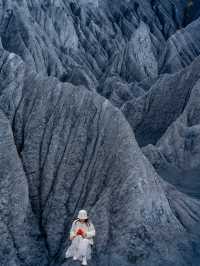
left=77, top=209, right=88, bottom=219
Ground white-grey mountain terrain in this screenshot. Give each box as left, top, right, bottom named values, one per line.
left=0, top=0, right=200, bottom=266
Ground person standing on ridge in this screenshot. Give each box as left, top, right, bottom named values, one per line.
left=65, top=209, right=96, bottom=265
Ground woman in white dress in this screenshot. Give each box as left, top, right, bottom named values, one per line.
left=65, top=209, right=96, bottom=265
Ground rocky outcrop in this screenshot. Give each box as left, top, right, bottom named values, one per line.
left=0, top=0, right=200, bottom=265
left=0, top=0, right=198, bottom=105
left=0, top=0, right=193, bottom=89
left=122, top=55, right=200, bottom=146
left=142, top=71, right=200, bottom=199
left=161, top=179, right=200, bottom=235
left=1, top=45, right=200, bottom=266
left=0, top=109, right=49, bottom=266
left=159, top=17, right=200, bottom=74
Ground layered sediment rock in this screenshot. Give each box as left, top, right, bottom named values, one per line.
left=0, top=1, right=200, bottom=265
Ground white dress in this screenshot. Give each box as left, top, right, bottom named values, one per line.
left=65, top=219, right=96, bottom=261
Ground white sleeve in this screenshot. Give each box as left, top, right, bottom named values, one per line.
left=86, top=222, right=96, bottom=238
left=70, top=221, right=77, bottom=239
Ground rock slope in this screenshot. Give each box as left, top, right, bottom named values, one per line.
left=0, top=43, right=199, bottom=266
left=143, top=65, right=200, bottom=200
left=0, top=0, right=200, bottom=265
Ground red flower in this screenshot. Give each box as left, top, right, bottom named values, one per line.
left=76, top=228, right=85, bottom=236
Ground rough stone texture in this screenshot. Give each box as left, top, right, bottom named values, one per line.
left=143, top=73, right=200, bottom=200
left=0, top=45, right=199, bottom=266
left=159, top=18, right=200, bottom=74
left=0, top=0, right=200, bottom=265
left=0, top=109, right=49, bottom=266
left=161, top=179, right=200, bottom=236
left=122, top=56, right=200, bottom=146
left=0, top=0, right=194, bottom=90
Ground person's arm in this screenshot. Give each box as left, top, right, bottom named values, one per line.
left=69, top=221, right=77, bottom=240
left=86, top=222, right=96, bottom=238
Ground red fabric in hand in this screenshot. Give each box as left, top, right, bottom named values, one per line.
left=76, top=228, right=85, bottom=236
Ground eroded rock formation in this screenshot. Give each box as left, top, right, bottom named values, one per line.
left=0, top=1, right=200, bottom=265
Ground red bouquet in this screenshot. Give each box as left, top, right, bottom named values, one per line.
left=76, top=228, right=85, bottom=236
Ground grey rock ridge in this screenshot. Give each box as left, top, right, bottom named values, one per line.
left=0, top=48, right=189, bottom=265
left=0, top=44, right=200, bottom=266
left=0, top=0, right=196, bottom=88
left=122, top=55, right=200, bottom=146
left=143, top=65, right=200, bottom=199
left=159, top=17, right=200, bottom=74
left=0, top=46, right=193, bottom=265
left=0, top=0, right=200, bottom=265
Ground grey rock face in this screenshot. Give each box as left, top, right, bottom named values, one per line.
left=0, top=0, right=197, bottom=105
left=159, top=18, right=200, bottom=74
left=0, top=0, right=200, bottom=265
left=161, top=179, right=200, bottom=235
left=0, top=0, right=192, bottom=89
left=143, top=74, right=200, bottom=199
left=125, top=21, right=158, bottom=81
left=122, top=56, right=200, bottom=146
left=0, top=109, right=49, bottom=266
left=0, top=46, right=200, bottom=266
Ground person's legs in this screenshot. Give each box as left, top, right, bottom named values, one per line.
left=78, top=238, right=90, bottom=256
left=78, top=238, right=91, bottom=265
left=72, top=236, right=82, bottom=260
left=65, top=236, right=82, bottom=259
